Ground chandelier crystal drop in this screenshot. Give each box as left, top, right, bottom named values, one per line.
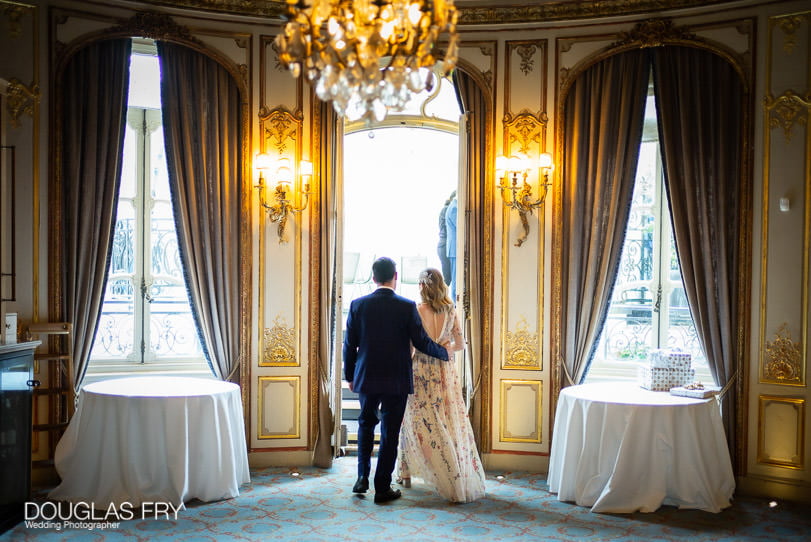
left=275, top=0, right=459, bottom=124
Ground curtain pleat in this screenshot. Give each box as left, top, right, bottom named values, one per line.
left=312, top=99, right=341, bottom=467
left=157, top=42, right=243, bottom=382
left=652, top=46, right=743, bottom=449
left=452, top=69, right=488, bottom=447
left=60, top=39, right=132, bottom=390
left=559, top=50, right=650, bottom=387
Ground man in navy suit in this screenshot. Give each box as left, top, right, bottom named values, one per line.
left=343, top=256, right=449, bottom=504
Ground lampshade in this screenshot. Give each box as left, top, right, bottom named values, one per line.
left=254, top=152, right=273, bottom=171
left=274, top=0, right=459, bottom=125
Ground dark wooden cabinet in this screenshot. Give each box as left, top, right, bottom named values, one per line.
left=0, top=341, right=39, bottom=534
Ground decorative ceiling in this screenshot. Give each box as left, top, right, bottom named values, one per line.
left=123, top=0, right=741, bottom=25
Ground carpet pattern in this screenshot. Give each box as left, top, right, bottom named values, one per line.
left=3, top=456, right=809, bottom=541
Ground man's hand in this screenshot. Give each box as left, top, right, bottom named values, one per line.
left=348, top=381, right=354, bottom=392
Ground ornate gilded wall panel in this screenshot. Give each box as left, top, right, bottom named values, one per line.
left=499, top=40, right=548, bottom=378
left=499, top=379, right=542, bottom=443
left=757, top=395, right=805, bottom=470
left=761, top=323, right=804, bottom=386
left=258, top=376, right=301, bottom=439
left=503, top=317, right=540, bottom=370
left=759, top=11, right=810, bottom=393
left=257, top=104, right=304, bottom=372
left=260, top=315, right=298, bottom=367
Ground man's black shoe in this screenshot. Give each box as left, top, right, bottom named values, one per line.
left=352, top=476, right=369, bottom=493
left=373, top=487, right=402, bottom=504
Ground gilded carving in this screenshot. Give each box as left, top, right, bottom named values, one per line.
left=459, top=0, right=726, bottom=25
left=4, top=78, right=40, bottom=128
left=762, top=323, right=803, bottom=385
left=503, top=317, right=540, bottom=370
left=80, top=0, right=737, bottom=24
left=259, top=106, right=302, bottom=155
left=773, top=15, right=809, bottom=55
left=261, top=315, right=297, bottom=366
left=516, top=44, right=537, bottom=76
left=111, top=11, right=202, bottom=45
left=611, top=18, right=697, bottom=48
left=504, top=110, right=548, bottom=157
left=764, top=91, right=811, bottom=143
left=121, top=0, right=283, bottom=18
left=1, top=5, right=27, bottom=38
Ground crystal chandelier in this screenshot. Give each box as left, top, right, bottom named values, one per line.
left=275, top=0, right=459, bottom=124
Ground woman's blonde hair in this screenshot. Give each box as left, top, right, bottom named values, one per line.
left=418, top=268, right=453, bottom=312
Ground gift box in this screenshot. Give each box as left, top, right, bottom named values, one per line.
left=647, top=348, right=692, bottom=369
left=637, top=364, right=695, bottom=391
left=669, top=385, right=721, bottom=399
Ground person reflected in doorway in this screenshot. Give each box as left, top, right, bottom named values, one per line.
left=437, top=190, right=456, bottom=287
left=343, top=257, right=450, bottom=504
left=445, top=194, right=458, bottom=302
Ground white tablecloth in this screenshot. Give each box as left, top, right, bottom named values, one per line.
left=49, top=376, right=250, bottom=507
left=548, top=382, right=734, bottom=513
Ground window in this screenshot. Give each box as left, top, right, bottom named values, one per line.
left=585, top=90, right=713, bottom=385
left=341, top=73, right=461, bottom=315
left=88, top=41, right=206, bottom=375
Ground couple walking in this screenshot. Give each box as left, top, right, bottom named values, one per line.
left=343, top=257, right=485, bottom=504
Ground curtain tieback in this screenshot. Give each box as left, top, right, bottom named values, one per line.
left=715, top=370, right=737, bottom=402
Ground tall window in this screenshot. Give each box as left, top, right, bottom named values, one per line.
left=89, top=41, right=205, bottom=372
left=342, top=72, right=461, bottom=315
left=585, top=89, right=713, bottom=384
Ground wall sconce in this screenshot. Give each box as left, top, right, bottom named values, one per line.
left=496, top=152, right=554, bottom=247
left=255, top=153, right=312, bottom=243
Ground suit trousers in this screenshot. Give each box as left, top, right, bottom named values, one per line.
left=356, top=391, right=408, bottom=492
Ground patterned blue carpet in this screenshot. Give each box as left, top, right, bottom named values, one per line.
left=4, top=456, right=809, bottom=541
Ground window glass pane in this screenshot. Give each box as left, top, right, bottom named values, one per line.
left=150, top=201, right=181, bottom=277
left=150, top=125, right=171, bottom=201
left=343, top=126, right=458, bottom=308
left=127, top=53, right=161, bottom=110
left=148, top=279, right=203, bottom=359
left=91, top=204, right=137, bottom=361
left=110, top=201, right=136, bottom=276
left=119, top=122, right=138, bottom=199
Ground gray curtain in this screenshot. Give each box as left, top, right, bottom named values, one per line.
left=452, top=69, right=488, bottom=449
left=652, top=46, right=743, bottom=448
left=59, top=39, right=132, bottom=390
left=559, top=50, right=650, bottom=387
left=312, top=99, right=341, bottom=467
left=157, top=42, right=243, bottom=382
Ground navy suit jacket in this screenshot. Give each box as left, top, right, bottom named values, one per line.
left=343, top=287, right=449, bottom=395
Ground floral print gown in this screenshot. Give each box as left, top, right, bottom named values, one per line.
left=397, top=304, right=486, bottom=503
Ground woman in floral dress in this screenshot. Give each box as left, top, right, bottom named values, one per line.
left=397, top=268, right=485, bottom=503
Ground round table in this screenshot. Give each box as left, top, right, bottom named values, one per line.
left=548, top=382, right=734, bottom=513
left=49, top=376, right=250, bottom=507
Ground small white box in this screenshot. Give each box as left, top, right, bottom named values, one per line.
left=3, top=312, right=17, bottom=343
left=670, top=385, right=721, bottom=399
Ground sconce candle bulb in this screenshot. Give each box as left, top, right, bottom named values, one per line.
left=497, top=152, right=553, bottom=247
left=255, top=153, right=312, bottom=243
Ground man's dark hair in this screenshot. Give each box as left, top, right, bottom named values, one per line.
left=372, top=257, right=397, bottom=284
